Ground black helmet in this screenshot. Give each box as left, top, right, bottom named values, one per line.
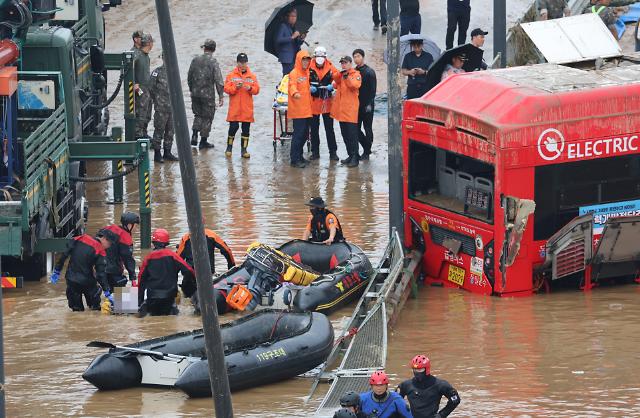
left=333, top=408, right=357, bottom=418
left=121, top=211, right=140, bottom=226
left=305, top=196, right=326, bottom=209
left=97, top=228, right=119, bottom=244
left=339, top=391, right=360, bottom=408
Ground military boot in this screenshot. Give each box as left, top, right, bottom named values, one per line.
left=153, top=149, right=163, bottom=163
left=241, top=135, right=250, bottom=158
left=199, top=137, right=214, bottom=149
left=225, top=135, right=234, bottom=157
left=163, top=148, right=178, bottom=161
left=191, top=130, right=199, bottom=146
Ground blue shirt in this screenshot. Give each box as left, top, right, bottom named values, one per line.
left=274, top=22, right=303, bottom=64
left=360, top=391, right=413, bottom=418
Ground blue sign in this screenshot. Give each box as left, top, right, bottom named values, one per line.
left=579, top=199, right=640, bottom=234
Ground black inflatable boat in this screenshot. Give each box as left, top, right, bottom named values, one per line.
left=214, top=240, right=373, bottom=314
left=82, top=310, right=333, bottom=394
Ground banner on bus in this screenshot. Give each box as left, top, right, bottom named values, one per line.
left=579, top=199, right=640, bottom=234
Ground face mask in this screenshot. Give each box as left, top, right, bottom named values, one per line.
left=315, top=56, right=325, bottom=66
left=413, top=371, right=427, bottom=381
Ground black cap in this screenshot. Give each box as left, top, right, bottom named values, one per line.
left=305, top=197, right=326, bottom=208
left=97, top=228, right=119, bottom=244
left=470, top=28, right=489, bottom=37
left=409, top=39, right=424, bottom=45
left=339, top=55, right=352, bottom=63
left=455, top=53, right=468, bottom=61
left=236, top=53, right=248, bottom=63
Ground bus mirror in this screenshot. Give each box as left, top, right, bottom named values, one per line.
left=503, top=197, right=536, bottom=268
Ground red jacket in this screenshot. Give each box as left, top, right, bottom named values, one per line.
left=287, top=50, right=313, bottom=119
left=224, top=66, right=260, bottom=123
left=330, top=68, right=362, bottom=123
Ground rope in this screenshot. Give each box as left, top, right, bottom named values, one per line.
left=268, top=310, right=288, bottom=341
left=70, top=158, right=140, bottom=183
left=333, top=327, right=358, bottom=347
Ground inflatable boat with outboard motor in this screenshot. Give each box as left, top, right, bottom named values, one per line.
left=82, top=310, right=333, bottom=393
left=214, top=240, right=373, bottom=314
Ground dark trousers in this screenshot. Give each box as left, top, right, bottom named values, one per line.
left=446, top=9, right=471, bottom=50
left=106, top=274, right=127, bottom=292
left=143, top=298, right=178, bottom=316
left=310, top=113, right=337, bottom=154
left=339, top=122, right=359, bottom=158
left=281, top=62, right=294, bottom=76
left=357, top=106, right=374, bottom=155
left=228, top=121, right=251, bottom=137
left=372, top=0, right=387, bottom=26
left=400, top=13, right=421, bottom=35
left=291, top=117, right=310, bottom=163
left=66, top=280, right=102, bottom=311
left=406, top=83, right=429, bottom=100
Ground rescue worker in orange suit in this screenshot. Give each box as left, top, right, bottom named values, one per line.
left=302, top=197, right=344, bottom=245
left=397, top=355, right=461, bottom=418
left=50, top=229, right=118, bottom=312
left=288, top=49, right=313, bottom=168
left=223, top=53, right=260, bottom=159
left=309, top=46, right=339, bottom=161
left=102, top=211, right=139, bottom=291
left=138, top=229, right=196, bottom=316
left=330, top=55, right=362, bottom=168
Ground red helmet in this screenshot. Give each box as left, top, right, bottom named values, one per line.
left=411, top=355, right=431, bottom=374
left=151, top=228, right=170, bottom=244
left=369, top=370, right=389, bottom=385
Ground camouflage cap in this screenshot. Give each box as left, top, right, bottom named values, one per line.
left=141, top=33, right=154, bottom=46
left=132, top=30, right=144, bottom=39
left=201, top=39, right=216, bottom=50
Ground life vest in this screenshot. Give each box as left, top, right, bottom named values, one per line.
left=310, top=209, right=344, bottom=243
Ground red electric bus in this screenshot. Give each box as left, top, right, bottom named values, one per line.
left=402, top=60, right=640, bottom=296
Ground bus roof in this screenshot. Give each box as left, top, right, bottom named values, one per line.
left=404, top=60, right=640, bottom=133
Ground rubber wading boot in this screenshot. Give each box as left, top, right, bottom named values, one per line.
left=153, top=149, right=163, bottom=163
left=163, top=149, right=178, bottom=161
left=241, top=135, right=250, bottom=158
left=346, top=156, right=359, bottom=168
left=199, top=137, right=214, bottom=149
left=225, top=135, right=234, bottom=157
left=191, top=130, right=198, bottom=146
left=329, top=151, right=339, bottom=161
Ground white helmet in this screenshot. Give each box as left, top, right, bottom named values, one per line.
left=314, top=46, right=327, bottom=57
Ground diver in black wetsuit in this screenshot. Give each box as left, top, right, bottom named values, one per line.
left=397, top=355, right=461, bottom=418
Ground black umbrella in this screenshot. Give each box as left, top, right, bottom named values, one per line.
left=424, top=44, right=485, bottom=92
left=264, top=0, right=314, bottom=58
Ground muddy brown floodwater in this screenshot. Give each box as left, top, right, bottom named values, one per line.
left=4, top=0, right=640, bottom=416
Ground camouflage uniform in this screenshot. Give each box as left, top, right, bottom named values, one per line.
left=150, top=65, right=174, bottom=152
left=583, top=1, right=636, bottom=28
left=187, top=52, right=223, bottom=139
left=538, top=0, right=569, bottom=19
left=134, top=47, right=152, bottom=139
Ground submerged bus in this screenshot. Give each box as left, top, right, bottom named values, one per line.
left=402, top=61, right=640, bottom=296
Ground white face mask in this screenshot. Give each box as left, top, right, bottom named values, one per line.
left=315, top=56, right=325, bottom=66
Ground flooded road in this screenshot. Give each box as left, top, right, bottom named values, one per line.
left=4, top=0, right=640, bottom=416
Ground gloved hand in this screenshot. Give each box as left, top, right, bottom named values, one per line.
left=49, top=268, right=61, bottom=284
left=365, top=104, right=373, bottom=113
left=131, top=279, right=138, bottom=287
left=326, top=84, right=334, bottom=93
left=103, top=290, right=114, bottom=305
left=310, top=85, right=318, bottom=94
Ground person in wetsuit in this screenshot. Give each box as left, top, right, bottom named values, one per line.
left=339, top=391, right=367, bottom=418
left=301, top=196, right=345, bottom=245
left=102, top=211, right=139, bottom=291
left=360, top=371, right=413, bottom=418
left=397, top=355, right=461, bottom=418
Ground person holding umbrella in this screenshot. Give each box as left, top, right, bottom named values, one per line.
left=401, top=39, right=433, bottom=100
left=274, top=7, right=306, bottom=75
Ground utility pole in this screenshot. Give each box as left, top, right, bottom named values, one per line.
left=0, top=261, right=5, bottom=417
left=153, top=1, right=233, bottom=416
left=494, top=0, right=507, bottom=67
left=387, top=0, right=404, bottom=241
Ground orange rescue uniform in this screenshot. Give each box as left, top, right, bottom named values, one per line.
left=224, top=66, right=260, bottom=122
left=310, top=58, right=339, bottom=115
left=287, top=50, right=313, bottom=119
left=330, top=68, right=362, bottom=124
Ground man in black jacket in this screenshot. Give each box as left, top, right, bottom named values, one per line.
left=398, top=355, right=461, bottom=417
left=102, top=211, right=139, bottom=291
left=446, top=0, right=471, bottom=50
left=400, top=0, right=421, bottom=35
left=353, top=49, right=377, bottom=161
left=50, top=229, right=118, bottom=311
left=138, top=228, right=196, bottom=316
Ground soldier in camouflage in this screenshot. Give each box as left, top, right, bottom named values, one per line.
left=187, top=39, right=224, bottom=149
left=584, top=0, right=636, bottom=38
left=538, top=0, right=570, bottom=20
left=150, top=57, right=178, bottom=163
left=134, top=33, right=154, bottom=139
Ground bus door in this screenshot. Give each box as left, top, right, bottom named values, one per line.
left=500, top=196, right=536, bottom=289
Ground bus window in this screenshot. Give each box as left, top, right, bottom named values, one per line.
left=534, top=154, right=640, bottom=240
left=408, top=141, right=495, bottom=223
